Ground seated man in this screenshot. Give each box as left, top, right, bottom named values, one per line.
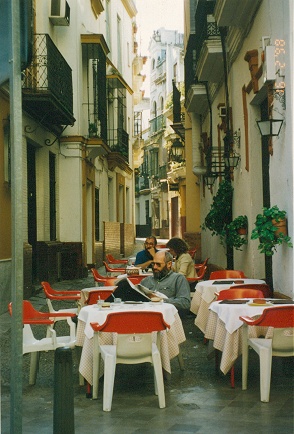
left=141, top=250, right=191, bottom=315
left=134, top=236, right=158, bottom=270
left=107, top=251, right=191, bottom=316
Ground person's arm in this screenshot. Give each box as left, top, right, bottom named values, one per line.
left=134, top=248, right=156, bottom=269
left=155, top=273, right=191, bottom=311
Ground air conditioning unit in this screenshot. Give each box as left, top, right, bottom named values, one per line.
left=263, top=45, right=276, bottom=82
left=49, top=0, right=70, bottom=26
left=219, top=106, right=226, bottom=117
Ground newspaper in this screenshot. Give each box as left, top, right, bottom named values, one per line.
left=127, top=278, right=168, bottom=300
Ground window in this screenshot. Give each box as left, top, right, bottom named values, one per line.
left=117, top=15, right=122, bottom=72
left=105, top=0, right=111, bottom=50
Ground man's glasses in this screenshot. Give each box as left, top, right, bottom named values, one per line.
left=151, top=262, right=165, bottom=267
left=145, top=242, right=154, bottom=246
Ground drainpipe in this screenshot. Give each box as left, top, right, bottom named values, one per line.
left=220, top=27, right=234, bottom=270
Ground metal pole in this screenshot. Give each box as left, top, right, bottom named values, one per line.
left=53, top=347, right=75, bottom=434
left=10, top=0, right=24, bottom=432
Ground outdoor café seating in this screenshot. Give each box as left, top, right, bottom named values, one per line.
left=90, top=311, right=169, bottom=411
left=41, top=281, right=80, bottom=318
left=209, top=270, right=246, bottom=279
left=8, top=300, right=76, bottom=385
left=240, top=305, right=294, bottom=402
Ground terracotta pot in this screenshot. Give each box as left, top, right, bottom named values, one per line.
left=272, top=218, right=288, bottom=236
left=237, top=227, right=247, bottom=235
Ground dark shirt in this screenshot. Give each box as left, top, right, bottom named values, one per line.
left=134, top=249, right=157, bottom=266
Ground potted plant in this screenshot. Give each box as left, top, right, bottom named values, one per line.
left=225, top=215, right=248, bottom=251
left=251, top=205, right=293, bottom=256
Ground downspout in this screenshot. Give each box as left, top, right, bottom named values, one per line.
left=219, top=27, right=234, bottom=269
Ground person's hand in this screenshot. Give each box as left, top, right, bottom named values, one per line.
left=148, top=247, right=156, bottom=258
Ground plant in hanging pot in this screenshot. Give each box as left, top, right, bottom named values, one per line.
left=251, top=205, right=293, bottom=256
left=225, top=215, right=248, bottom=251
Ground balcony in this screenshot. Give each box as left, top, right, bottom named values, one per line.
left=185, top=84, right=208, bottom=115
left=195, top=23, right=223, bottom=83
left=167, top=162, right=186, bottom=185
left=138, top=175, right=150, bottom=194
left=22, top=34, right=75, bottom=129
left=150, top=114, right=165, bottom=135
left=108, top=128, right=129, bottom=160
left=171, top=81, right=185, bottom=140
left=194, top=1, right=223, bottom=83
left=159, top=164, right=168, bottom=181
left=107, top=128, right=131, bottom=172
left=214, top=0, right=262, bottom=29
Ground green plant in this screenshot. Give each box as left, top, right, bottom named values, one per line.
left=201, top=179, right=233, bottom=236
left=226, top=215, right=248, bottom=250
left=251, top=205, right=293, bottom=256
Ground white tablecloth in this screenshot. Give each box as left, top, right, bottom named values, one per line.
left=77, top=302, right=186, bottom=384
left=78, top=302, right=178, bottom=340
left=190, top=279, right=266, bottom=333
left=192, top=278, right=266, bottom=306
left=209, top=300, right=275, bottom=334
left=204, top=300, right=286, bottom=374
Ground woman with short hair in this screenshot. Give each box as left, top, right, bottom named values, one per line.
left=166, top=237, right=197, bottom=278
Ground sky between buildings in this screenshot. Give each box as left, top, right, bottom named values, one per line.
left=135, top=0, right=184, bottom=54
left=135, top=0, right=184, bottom=97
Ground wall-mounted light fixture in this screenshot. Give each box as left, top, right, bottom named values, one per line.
left=170, top=138, right=185, bottom=162
left=223, top=151, right=240, bottom=169
left=256, top=119, right=284, bottom=137
left=203, top=174, right=217, bottom=187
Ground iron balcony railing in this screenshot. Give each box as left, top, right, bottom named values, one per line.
left=22, top=34, right=75, bottom=126
left=108, top=128, right=129, bottom=160
left=139, top=175, right=150, bottom=190
left=195, top=1, right=220, bottom=65
left=150, top=114, right=165, bottom=135
left=159, top=164, right=168, bottom=180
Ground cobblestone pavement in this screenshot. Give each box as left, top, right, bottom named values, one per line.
left=1, top=243, right=293, bottom=433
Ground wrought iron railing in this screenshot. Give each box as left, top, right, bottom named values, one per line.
left=22, top=34, right=74, bottom=116
left=159, top=164, right=167, bottom=180
left=108, top=128, right=129, bottom=160
left=150, top=114, right=165, bottom=135
left=195, top=1, right=220, bottom=65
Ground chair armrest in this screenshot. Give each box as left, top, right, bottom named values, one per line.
left=46, top=294, right=81, bottom=300
left=24, top=318, right=54, bottom=325
left=239, top=315, right=260, bottom=325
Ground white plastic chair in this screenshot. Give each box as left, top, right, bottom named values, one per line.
left=240, top=305, right=294, bottom=402
left=9, top=301, right=76, bottom=385
left=90, top=311, right=170, bottom=411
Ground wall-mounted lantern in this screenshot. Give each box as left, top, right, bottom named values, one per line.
left=170, top=138, right=185, bottom=162
left=256, top=119, right=284, bottom=137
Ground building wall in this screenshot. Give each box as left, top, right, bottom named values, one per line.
left=192, top=0, right=293, bottom=297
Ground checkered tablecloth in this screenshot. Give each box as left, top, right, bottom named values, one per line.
left=204, top=303, right=277, bottom=375
left=76, top=303, right=186, bottom=385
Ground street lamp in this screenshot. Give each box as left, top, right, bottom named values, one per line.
left=170, top=138, right=185, bottom=162
left=256, top=119, right=284, bottom=137
left=223, top=151, right=240, bottom=169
